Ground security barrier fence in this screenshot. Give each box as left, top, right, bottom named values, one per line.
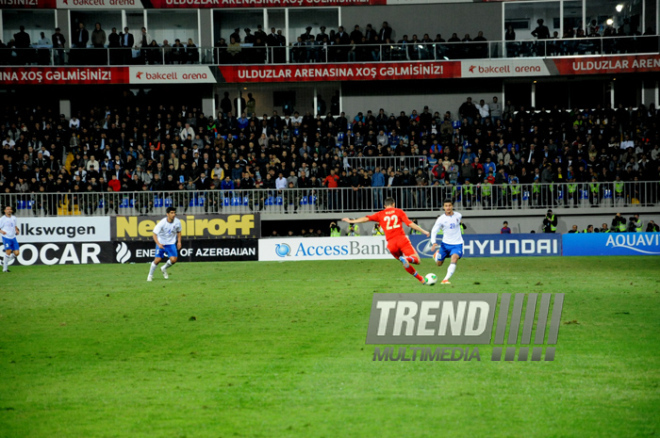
left=2, top=180, right=657, bottom=217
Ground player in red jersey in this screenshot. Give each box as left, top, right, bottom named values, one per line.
left=342, top=197, right=432, bottom=284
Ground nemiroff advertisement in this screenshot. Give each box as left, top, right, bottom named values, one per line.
left=112, top=213, right=260, bottom=241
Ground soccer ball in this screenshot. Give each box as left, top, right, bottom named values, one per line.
left=425, top=273, right=438, bottom=285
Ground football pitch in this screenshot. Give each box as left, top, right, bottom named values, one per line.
left=1, top=256, right=659, bottom=437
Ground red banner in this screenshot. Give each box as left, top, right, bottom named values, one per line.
left=0, top=67, right=129, bottom=85
left=218, top=61, right=461, bottom=83
left=551, top=54, right=660, bottom=75
left=148, top=0, right=384, bottom=7
left=0, top=0, right=56, bottom=8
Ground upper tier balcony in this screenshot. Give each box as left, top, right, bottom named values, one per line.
left=3, top=35, right=659, bottom=67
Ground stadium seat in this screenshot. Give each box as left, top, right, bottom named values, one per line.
left=299, top=195, right=309, bottom=212
left=522, top=191, right=530, bottom=209
left=602, top=189, right=612, bottom=207
left=579, top=189, right=589, bottom=208
left=275, top=196, right=284, bottom=213
left=154, top=198, right=163, bottom=208
left=164, top=198, right=172, bottom=207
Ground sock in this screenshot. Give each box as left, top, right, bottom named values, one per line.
left=406, top=255, right=420, bottom=265
left=149, top=262, right=158, bottom=277
left=444, top=263, right=457, bottom=281
left=3, top=254, right=9, bottom=271
left=163, top=260, right=173, bottom=269
left=404, top=265, right=424, bottom=282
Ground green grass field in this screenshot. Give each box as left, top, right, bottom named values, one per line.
left=1, top=257, right=659, bottom=437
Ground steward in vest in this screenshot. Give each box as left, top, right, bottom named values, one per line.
left=329, top=221, right=341, bottom=237
left=614, top=176, right=625, bottom=200
left=632, top=214, right=643, bottom=232
left=567, top=179, right=578, bottom=206
left=582, top=225, right=594, bottom=233
left=463, top=179, right=475, bottom=207
left=543, top=209, right=557, bottom=233
left=480, top=181, right=493, bottom=206
left=372, top=223, right=384, bottom=236
left=611, top=213, right=627, bottom=232
left=510, top=178, right=521, bottom=206
left=409, top=219, right=423, bottom=235
left=531, top=180, right=541, bottom=206
left=589, top=178, right=600, bottom=205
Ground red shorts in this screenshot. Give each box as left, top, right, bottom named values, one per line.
left=387, top=235, right=416, bottom=259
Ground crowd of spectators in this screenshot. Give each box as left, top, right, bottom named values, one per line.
left=3, top=18, right=657, bottom=66
left=0, top=95, right=658, bottom=216
left=1, top=23, right=201, bottom=66
left=508, top=18, right=658, bottom=58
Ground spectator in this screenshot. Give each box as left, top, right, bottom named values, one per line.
left=91, top=22, right=106, bottom=49
left=121, top=27, right=134, bottom=64
left=186, top=38, right=199, bottom=64
left=475, top=99, right=490, bottom=123
left=138, top=27, right=154, bottom=65
left=73, top=22, right=89, bottom=48
left=52, top=27, right=66, bottom=65
left=500, top=221, right=511, bottom=234
left=108, top=28, right=121, bottom=64
left=459, top=97, right=478, bottom=125
left=36, top=32, right=52, bottom=65
left=227, top=37, right=242, bottom=62
left=14, top=25, right=31, bottom=65
left=171, top=39, right=185, bottom=64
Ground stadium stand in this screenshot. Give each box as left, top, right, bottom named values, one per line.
left=0, top=101, right=658, bottom=216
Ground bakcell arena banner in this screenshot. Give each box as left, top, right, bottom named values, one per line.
left=0, top=66, right=216, bottom=85
left=217, top=55, right=658, bottom=82
left=1, top=56, right=658, bottom=85
left=217, top=62, right=461, bottom=83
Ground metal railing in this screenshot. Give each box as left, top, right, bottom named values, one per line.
left=2, top=181, right=657, bottom=217
left=345, top=156, right=428, bottom=172
left=3, top=35, right=658, bottom=66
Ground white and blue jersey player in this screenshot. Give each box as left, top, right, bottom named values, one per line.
left=147, top=207, right=182, bottom=282
left=430, top=199, right=464, bottom=285
left=0, top=205, right=20, bottom=273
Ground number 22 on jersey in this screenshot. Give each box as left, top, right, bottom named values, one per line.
left=383, top=214, right=400, bottom=230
